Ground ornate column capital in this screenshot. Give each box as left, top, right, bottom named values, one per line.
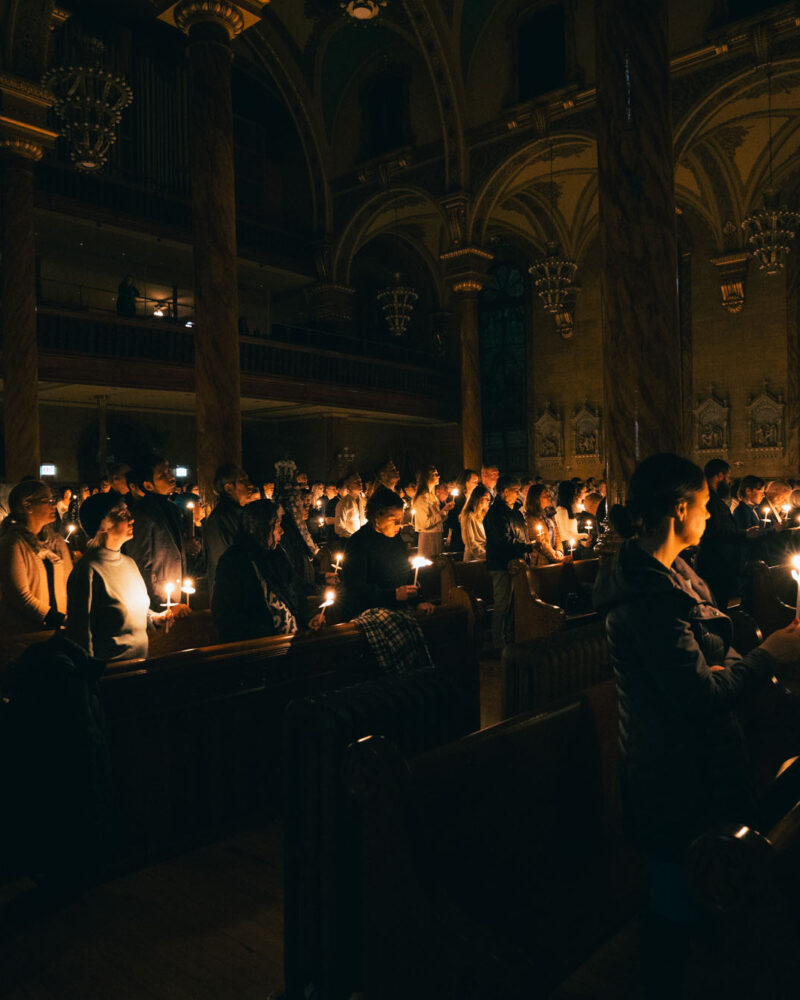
left=440, top=245, right=494, bottom=296
left=157, top=0, right=269, bottom=39
left=0, top=72, right=57, bottom=162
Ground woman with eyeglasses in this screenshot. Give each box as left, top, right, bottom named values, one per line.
left=66, top=494, right=187, bottom=662
left=0, top=480, right=73, bottom=634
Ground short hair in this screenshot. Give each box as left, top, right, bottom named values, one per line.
left=366, top=486, right=404, bottom=522
left=611, top=453, right=705, bottom=539
left=214, top=463, right=244, bottom=496
left=496, top=474, right=521, bottom=494
left=130, top=454, right=166, bottom=490
left=704, top=458, right=730, bottom=480
left=738, top=475, right=764, bottom=499
left=481, top=463, right=499, bottom=473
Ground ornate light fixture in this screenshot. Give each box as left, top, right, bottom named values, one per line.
left=742, top=67, right=800, bottom=275
left=377, top=273, right=418, bottom=337
left=43, top=37, right=132, bottom=173
left=528, top=138, right=578, bottom=325
left=340, top=0, right=387, bottom=21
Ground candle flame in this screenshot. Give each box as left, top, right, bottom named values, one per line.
left=451, top=488, right=459, bottom=497
left=66, top=523, right=76, bottom=536
left=792, top=555, right=800, bottom=572
left=181, top=578, right=195, bottom=594
left=411, top=556, right=433, bottom=570
left=186, top=501, right=195, bottom=510
left=319, top=587, right=336, bottom=609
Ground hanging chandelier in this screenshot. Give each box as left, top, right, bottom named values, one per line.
left=377, top=273, right=418, bottom=337
left=528, top=139, right=578, bottom=316
left=742, top=67, right=800, bottom=275
left=43, top=37, right=132, bottom=173
left=340, top=0, right=387, bottom=21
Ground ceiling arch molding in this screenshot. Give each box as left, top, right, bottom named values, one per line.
left=332, top=184, right=447, bottom=285
left=242, top=23, right=334, bottom=234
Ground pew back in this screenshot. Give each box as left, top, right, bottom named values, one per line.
left=742, top=560, right=795, bottom=639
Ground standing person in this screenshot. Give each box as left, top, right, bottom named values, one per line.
left=116, top=274, right=139, bottom=318
left=367, top=459, right=400, bottom=498
left=67, top=495, right=188, bottom=662
left=0, top=480, right=72, bottom=634
left=484, top=475, right=534, bottom=652
left=447, top=468, right=479, bottom=554
left=204, top=464, right=255, bottom=602
left=480, top=463, right=500, bottom=497
left=413, top=466, right=453, bottom=559
left=108, top=464, right=131, bottom=499
left=593, top=453, right=800, bottom=998
left=125, top=456, right=191, bottom=610
left=335, top=473, right=366, bottom=539
left=696, top=459, right=760, bottom=610
left=554, top=480, right=589, bottom=553
left=524, top=484, right=564, bottom=565
left=732, top=476, right=765, bottom=531
left=460, top=483, right=491, bottom=562
left=339, top=487, right=432, bottom=619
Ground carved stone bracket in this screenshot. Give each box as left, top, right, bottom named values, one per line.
left=440, top=245, right=494, bottom=296
left=693, top=385, right=729, bottom=454
left=746, top=380, right=785, bottom=455
left=157, top=0, right=268, bottom=38
left=710, top=251, right=749, bottom=314
left=572, top=401, right=601, bottom=461
left=0, top=72, right=57, bottom=161
left=535, top=402, right=564, bottom=463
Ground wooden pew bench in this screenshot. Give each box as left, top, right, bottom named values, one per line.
left=502, top=618, right=611, bottom=718
left=441, top=557, right=493, bottom=647
left=510, top=557, right=600, bottom=643
left=344, top=680, right=646, bottom=1000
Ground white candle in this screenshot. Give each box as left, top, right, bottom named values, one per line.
left=162, top=582, right=174, bottom=610
left=761, top=506, right=771, bottom=527
left=411, top=555, right=432, bottom=586
left=792, top=556, right=800, bottom=621
left=450, top=488, right=459, bottom=498
left=319, top=588, right=336, bottom=621
left=66, top=523, right=76, bottom=542
left=333, top=552, right=343, bottom=576
left=181, top=577, right=195, bottom=609
left=186, top=500, right=195, bottom=537
left=783, top=504, right=791, bottom=523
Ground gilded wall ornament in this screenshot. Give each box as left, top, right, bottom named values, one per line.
left=693, top=386, right=729, bottom=454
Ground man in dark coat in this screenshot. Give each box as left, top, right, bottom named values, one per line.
left=125, top=456, right=189, bottom=609
left=484, top=475, right=534, bottom=652
left=695, top=459, right=759, bottom=610
left=204, top=463, right=255, bottom=601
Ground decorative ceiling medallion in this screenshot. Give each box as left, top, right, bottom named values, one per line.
left=340, top=0, right=387, bottom=22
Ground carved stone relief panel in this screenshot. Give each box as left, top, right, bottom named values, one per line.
left=746, top=382, right=785, bottom=456
left=693, top=386, right=729, bottom=454
left=572, top=402, right=601, bottom=461
left=534, top=402, right=564, bottom=463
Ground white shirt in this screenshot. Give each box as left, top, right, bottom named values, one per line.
left=335, top=494, right=366, bottom=538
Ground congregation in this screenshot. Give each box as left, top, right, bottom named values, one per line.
left=0, top=454, right=797, bottom=664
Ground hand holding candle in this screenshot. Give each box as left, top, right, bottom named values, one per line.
left=411, top=555, right=432, bottom=586
left=792, top=555, right=800, bottom=621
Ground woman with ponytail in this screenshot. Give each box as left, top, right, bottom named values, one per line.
left=594, top=454, right=800, bottom=997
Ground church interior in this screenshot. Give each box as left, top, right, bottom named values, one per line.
left=3, top=0, right=800, bottom=997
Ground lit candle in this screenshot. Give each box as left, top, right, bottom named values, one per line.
left=586, top=520, right=593, bottom=532
left=333, top=552, right=343, bottom=576
left=569, top=540, right=576, bottom=557
left=450, top=488, right=459, bottom=498
left=783, top=504, right=791, bottom=523
left=181, top=577, right=195, bottom=609
left=761, top=505, right=771, bottom=528
left=161, top=581, right=175, bottom=610
left=318, top=516, right=325, bottom=529
left=411, top=555, right=432, bottom=586
left=319, top=587, right=336, bottom=621
left=535, top=523, right=543, bottom=536
left=66, top=523, right=76, bottom=542
left=186, top=500, right=195, bottom=537
left=791, top=555, right=800, bottom=621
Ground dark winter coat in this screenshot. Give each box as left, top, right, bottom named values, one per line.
left=203, top=496, right=243, bottom=602
left=124, top=493, right=187, bottom=610
left=484, top=497, right=532, bottom=571
left=339, top=523, right=414, bottom=619
left=593, top=539, right=775, bottom=858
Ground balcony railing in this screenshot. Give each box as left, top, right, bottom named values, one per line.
left=33, top=308, right=459, bottom=416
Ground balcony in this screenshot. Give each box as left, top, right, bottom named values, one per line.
left=33, top=308, right=459, bottom=422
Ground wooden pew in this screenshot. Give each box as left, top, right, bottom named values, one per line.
left=741, top=559, right=796, bottom=639
left=98, top=602, right=478, bottom=867
left=502, top=618, right=611, bottom=718
left=510, top=557, right=600, bottom=644
left=441, top=557, right=493, bottom=647
left=344, top=681, right=646, bottom=1000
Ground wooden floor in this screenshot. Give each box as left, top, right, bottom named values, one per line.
left=0, top=658, right=640, bottom=1000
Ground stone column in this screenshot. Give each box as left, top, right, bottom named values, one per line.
left=0, top=150, right=40, bottom=481
left=595, top=0, right=682, bottom=502
left=786, top=250, right=800, bottom=474
left=160, top=1, right=267, bottom=498
left=452, top=283, right=483, bottom=470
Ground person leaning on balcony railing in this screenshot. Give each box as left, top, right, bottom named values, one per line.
left=0, top=480, right=74, bottom=634
left=116, top=274, right=139, bottom=318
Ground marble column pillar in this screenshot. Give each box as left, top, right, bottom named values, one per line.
left=184, top=17, right=241, bottom=499
left=453, top=285, right=483, bottom=471
left=1, top=153, right=40, bottom=481
left=595, top=0, right=682, bottom=502
left=679, top=248, right=694, bottom=457
left=785, top=251, right=800, bottom=474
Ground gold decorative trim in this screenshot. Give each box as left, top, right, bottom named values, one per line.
left=50, top=6, right=71, bottom=28
left=452, top=279, right=483, bottom=293
left=158, top=0, right=268, bottom=38
left=439, top=246, right=494, bottom=262
left=0, top=138, right=44, bottom=161
left=0, top=73, right=54, bottom=109
left=0, top=115, right=58, bottom=141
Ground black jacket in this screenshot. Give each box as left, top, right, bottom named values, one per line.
left=212, top=537, right=303, bottom=642
left=594, top=540, right=775, bottom=858
left=203, top=496, right=243, bottom=601
left=339, top=523, right=413, bottom=619
left=696, top=487, right=753, bottom=608
left=733, top=501, right=760, bottom=531
left=125, top=493, right=187, bottom=610
left=484, top=497, right=532, bottom=571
